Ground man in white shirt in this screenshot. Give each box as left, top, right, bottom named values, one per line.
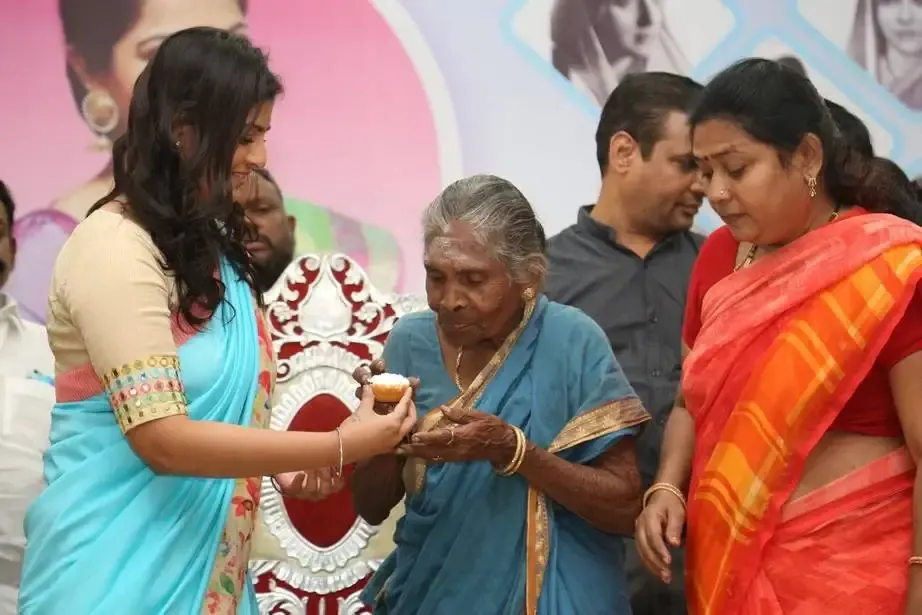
left=0, top=180, right=54, bottom=614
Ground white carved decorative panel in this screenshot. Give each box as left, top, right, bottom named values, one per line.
left=250, top=254, right=426, bottom=615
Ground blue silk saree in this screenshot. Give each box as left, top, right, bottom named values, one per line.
left=362, top=296, right=650, bottom=614
left=18, top=258, right=274, bottom=615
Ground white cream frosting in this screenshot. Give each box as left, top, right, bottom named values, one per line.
left=370, top=373, right=410, bottom=386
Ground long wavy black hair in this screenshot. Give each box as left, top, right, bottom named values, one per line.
left=689, top=58, right=922, bottom=225
left=90, top=27, right=282, bottom=325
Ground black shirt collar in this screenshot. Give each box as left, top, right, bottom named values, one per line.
left=576, top=204, right=691, bottom=255
left=576, top=205, right=619, bottom=245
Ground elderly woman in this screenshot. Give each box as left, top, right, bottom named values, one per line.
left=351, top=174, right=650, bottom=615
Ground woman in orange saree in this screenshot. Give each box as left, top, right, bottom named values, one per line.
left=634, top=58, right=922, bottom=615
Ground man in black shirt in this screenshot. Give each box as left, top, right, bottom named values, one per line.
left=545, top=72, right=705, bottom=615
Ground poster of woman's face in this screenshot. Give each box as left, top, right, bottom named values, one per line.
left=511, top=0, right=734, bottom=108
left=0, top=0, right=461, bottom=323
left=848, top=0, right=922, bottom=110
left=545, top=0, right=688, bottom=106
left=799, top=0, right=922, bottom=110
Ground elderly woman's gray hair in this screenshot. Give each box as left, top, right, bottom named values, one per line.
left=423, top=174, right=548, bottom=287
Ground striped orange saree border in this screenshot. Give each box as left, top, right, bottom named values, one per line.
left=687, top=243, right=922, bottom=615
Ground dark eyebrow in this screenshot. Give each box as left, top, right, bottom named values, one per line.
left=135, top=22, right=247, bottom=54
left=695, top=146, right=741, bottom=162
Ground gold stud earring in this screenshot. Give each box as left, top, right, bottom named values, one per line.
left=522, top=287, right=536, bottom=301
left=807, top=176, right=817, bottom=198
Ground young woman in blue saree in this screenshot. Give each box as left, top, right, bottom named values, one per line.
left=352, top=175, right=650, bottom=615
left=17, top=29, right=415, bottom=615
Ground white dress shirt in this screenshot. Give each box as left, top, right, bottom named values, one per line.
left=0, top=295, right=54, bottom=615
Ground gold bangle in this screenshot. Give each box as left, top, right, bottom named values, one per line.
left=506, top=438, right=526, bottom=475
left=643, top=482, right=687, bottom=511
left=499, top=427, right=525, bottom=475
left=497, top=426, right=526, bottom=476
left=909, top=556, right=922, bottom=566
left=334, top=426, right=344, bottom=478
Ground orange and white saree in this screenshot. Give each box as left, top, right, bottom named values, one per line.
left=682, top=213, right=922, bottom=614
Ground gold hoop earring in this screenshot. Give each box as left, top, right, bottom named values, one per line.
left=806, top=176, right=817, bottom=198
left=81, top=89, right=119, bottom=151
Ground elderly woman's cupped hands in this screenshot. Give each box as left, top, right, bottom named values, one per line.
left=352, top=358, right=518, bottom=466
left=396, top=407, right=517, bottom=466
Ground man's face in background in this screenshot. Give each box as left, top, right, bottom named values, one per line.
left=243, top=172, right=296, bottom=293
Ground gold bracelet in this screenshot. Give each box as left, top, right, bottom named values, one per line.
left=334, top=426, right=344, bottom=478
left=497, top=427, right=524, bottom=475
left=497, top=426, right=526, bottom=476
left=506, top=431, right=526, bottom=475
left=643, top=482, right=687, bottom=511
left=909, top=556, right=922, bottom=566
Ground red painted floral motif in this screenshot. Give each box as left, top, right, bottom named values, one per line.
left=258, top=370, right=272, bottom=397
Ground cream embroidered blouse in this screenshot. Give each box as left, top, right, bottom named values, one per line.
left=47, top=209, right=187, bottom=432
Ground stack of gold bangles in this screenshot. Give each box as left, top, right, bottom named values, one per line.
left=642, top=482, right=687, bottom=510
left=496, top=425, right=527, bottom=476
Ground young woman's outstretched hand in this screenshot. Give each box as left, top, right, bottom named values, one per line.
left=339, top=385, right=417, bottom=463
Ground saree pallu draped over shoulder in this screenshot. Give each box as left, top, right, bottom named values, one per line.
left=362, top=297, right=649, bottom=615
left=682, top=214, right=922, bottom=615
left=18, top=259, right=275, bottom=615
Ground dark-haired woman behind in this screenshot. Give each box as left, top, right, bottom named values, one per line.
left=635, top=58, right=922, bottom=614
left=17, top=28, right=416, bottom=615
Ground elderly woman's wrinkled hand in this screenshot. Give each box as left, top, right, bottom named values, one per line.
left=352, top=359, right=420, bottom=416
left=396, top=405, right=517, bottom=466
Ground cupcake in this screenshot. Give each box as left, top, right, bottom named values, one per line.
left=369, top=373, right=411, bottom=403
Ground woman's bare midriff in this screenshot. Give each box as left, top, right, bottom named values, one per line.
left=789, top=430, right=904, bottom=501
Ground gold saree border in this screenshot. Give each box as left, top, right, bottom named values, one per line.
left=525, top=398, right=651, bottom=614
left=405, top=297, right=537, bottom=495
left=548, top=398, right=649, bottom=455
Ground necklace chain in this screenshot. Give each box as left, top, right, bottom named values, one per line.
left=734, top=209, right=840, bottom=272
left=454, top=348, right=465, bottom=391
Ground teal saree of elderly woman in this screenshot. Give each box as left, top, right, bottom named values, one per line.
left=361, top=295, right=650, bottom=614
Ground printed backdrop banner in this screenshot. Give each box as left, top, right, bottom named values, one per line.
left=2, top=0, right=921, bottom=323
